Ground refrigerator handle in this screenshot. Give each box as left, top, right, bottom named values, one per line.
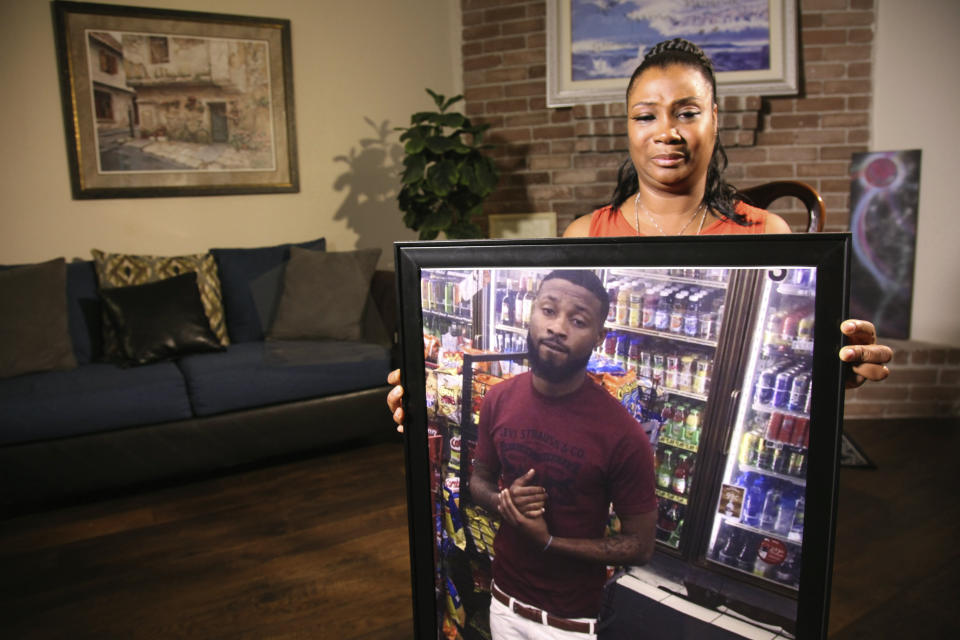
left=721, top=389, right=741, bottom=456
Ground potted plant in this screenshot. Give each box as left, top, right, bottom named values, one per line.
left=396, top=89, right=499, bottom=239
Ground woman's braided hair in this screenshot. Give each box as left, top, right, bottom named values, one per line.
left=606, top=38, right=749, bottom=226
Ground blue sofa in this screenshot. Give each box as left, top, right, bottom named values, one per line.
left=0, top=247, right=396, bottom=511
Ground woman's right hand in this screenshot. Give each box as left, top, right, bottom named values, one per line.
left=387, top=369, right=405, bottom=433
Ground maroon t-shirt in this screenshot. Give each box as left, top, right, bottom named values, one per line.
left=474, top=372, right=657, bottom=618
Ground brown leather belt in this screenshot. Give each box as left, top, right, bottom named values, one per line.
left=490, top=582, right=595, bottom=635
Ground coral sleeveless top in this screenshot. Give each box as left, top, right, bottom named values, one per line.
left=587, top=201, right=769, bottom=237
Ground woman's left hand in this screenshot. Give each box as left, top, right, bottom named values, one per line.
left=839, top=320, right=893, bottom=388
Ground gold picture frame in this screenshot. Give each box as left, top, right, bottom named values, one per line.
left=52, top=1, right=299, bottom=198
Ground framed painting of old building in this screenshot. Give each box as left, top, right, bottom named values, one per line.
left=52, top=1, right=299, bottom=198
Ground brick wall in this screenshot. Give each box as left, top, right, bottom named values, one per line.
left=844, top=340, right=960, bottom=419
left=461, top=0, right=876, bottom=233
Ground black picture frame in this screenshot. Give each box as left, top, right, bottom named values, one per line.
left=52, top=1, right=299, bottom=199
left=396, top=233, right=850, bottom=640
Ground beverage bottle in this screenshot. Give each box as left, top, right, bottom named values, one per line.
left=603, top=331, right=617, bottom=358
left=660, top=401, right=674, bottom=432
left=628, top=338, right=641, bottom=373
left=665, top=519, right=684, bottom=547
left=665, top=353, right=680, bottom=388
left=659, top=502, right=680, bottom=534
left=607, top=286, right=619, bottom=324
left=774, top=490, right=798, bottom=536
left=500, top=279, right=516, bottom=326
left=522, top=277, right=536, bottom=327
left=775, top=549, right=800, bottom=586
left=629, top=287, right=644, bottom=328
left=639, top=350, right=652, bottom=379
left=672, top=453, right=690, bottom=495
left=713, top=300, right=725, bottom=339
left=693, top=359, right=709, bottom=395
left=742, top=475, right=766, bottom=527
left=718, top=528, right=743, bottom=565
left=684, top=297, right=700, bottom=337
left=669, top=296, right=685, bottom=334
left=684, top=408, right=701, bottom=447
left=760, top=483, right=782, bottom=531
left=654, top=292, right=670, bottom=331
left=652, top=352, right=665, bottom=385
left=616, top=286, right=630, bottom=325
left=797, top=314, right=815, bottom=341
left=790, top=496, right=805, bottom=539
left=444, top=280, right=454, bottom=314
left=736, top=533, right=760, bottom=571
left=642, top=289, right=658, bottom=329
left=671, top=404, right=688, bottom=440
left=657, top=449, right=675, bottom=490
left=514, top=277, right=527, bottom=328
left=678, top=355, right=695, bottom=391
left=616, top=333, right=630, bottom=367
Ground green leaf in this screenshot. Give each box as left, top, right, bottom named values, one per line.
left=438, top=112, right=466, bottom=129
left=401, top=154, right=426, bottom=185
left=402, top=127, right=427, bottom=154
left=425, top=136, right=458, bottom=154
left=426, top=160, right=459, bottom=196
left=426, top=88, right=444, bottom=109
left=441, top=95, right=464, bottom=112
left=411, top=111, right=442, bottom=125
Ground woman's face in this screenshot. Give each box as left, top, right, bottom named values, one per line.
left=626, top=64, right=718, bottom=194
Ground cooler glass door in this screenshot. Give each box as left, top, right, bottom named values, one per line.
left=598, top=268, right=733, bottom=552
left=703, top=267, right=817, bottom=591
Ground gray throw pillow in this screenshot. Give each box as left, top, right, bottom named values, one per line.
left=0, top=258, right=78, bottom=378
left=268, top=247, right=381, bottom=342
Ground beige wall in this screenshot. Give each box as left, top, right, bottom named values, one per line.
left=0, top=0, right=462, bottom=269
left=874, top=0, right=960, bottom=346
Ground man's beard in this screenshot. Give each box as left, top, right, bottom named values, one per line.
left=526, top=332, right=592, bottom=384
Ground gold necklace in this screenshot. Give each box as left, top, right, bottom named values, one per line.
left=634, top=192, right=706, bottom=236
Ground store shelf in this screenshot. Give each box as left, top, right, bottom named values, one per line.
left=655, top=488, right=689, bottom=505
left=659, top=385, right=709, bottom=403
left=609, top=268, right=729, bottom=290
left=495, top=323, right=528, bottom=335
left=721, top=516, right=803, bottom=545
left=605, top=322, right=719, bottom=348
left=657, top=435, right=699, bottom=453
left=737, top=463, right=806, bottom=487
left=423, top=308, right=472, bottom=322
left=751, top=402, right=809, bottom=420
left=776, top=283, right=815, bottom=298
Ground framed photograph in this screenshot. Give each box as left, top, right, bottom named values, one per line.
left=52, top=1, right=298, bottom=198
left=487, top=212, right=558, bottom=239
left=396, top=234, right=850, bottom=639
left=546, top=0, right=799, bottom=107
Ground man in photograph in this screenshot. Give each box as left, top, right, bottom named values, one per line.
left=470, top=269, right=658, bottom=639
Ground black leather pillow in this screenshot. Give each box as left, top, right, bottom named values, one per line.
left=99, top=272, right=225, bottom=366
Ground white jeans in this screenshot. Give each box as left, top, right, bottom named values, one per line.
left=489, top=593, right=598, bottom=640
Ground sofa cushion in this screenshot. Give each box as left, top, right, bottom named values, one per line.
left=92, top=249, right=229, bottom=360
left=0, top=258, right=77, bottom=379
left=177, top=340, right=390, bottom=417
left=100, top=272, right=225, bottom=366
left=0, top=361, right=193, bottom=446
left=269, top=247, right=381, bottom=342
left=211, top=237, right=326, bottom=344
left=66, top=260, right=102, bottom=364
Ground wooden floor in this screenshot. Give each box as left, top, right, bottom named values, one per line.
left=1, top=418, right=957, bottom=639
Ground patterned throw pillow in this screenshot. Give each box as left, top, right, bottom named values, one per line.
left=92, top=249, right=229, bottom=360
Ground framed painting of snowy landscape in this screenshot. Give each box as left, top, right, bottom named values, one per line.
left=546, top=0, right=799, bottom=107
left=53, top=1, right=299, bottom=198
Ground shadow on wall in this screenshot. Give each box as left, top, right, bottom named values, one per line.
left=332, top=118, right=409, bottom=265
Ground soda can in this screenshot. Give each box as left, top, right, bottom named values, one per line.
left=772, top=444, right=790, bottom=474
left=773, top=371, right=793, bottom=408
left=791, top=418, right=809, bottom=448
left=788, top=373, right=810, bottom=413
left=778, top=415, right=796, bottom=444
left=757, top=439, right=775, bottom=470
left=788, top=451, right=805, bottom=476
left=755, top=368, right=777, bottom=405
left=739, top=430, right=759, bottom=465
left=765, top=412, right=783, bottom=441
